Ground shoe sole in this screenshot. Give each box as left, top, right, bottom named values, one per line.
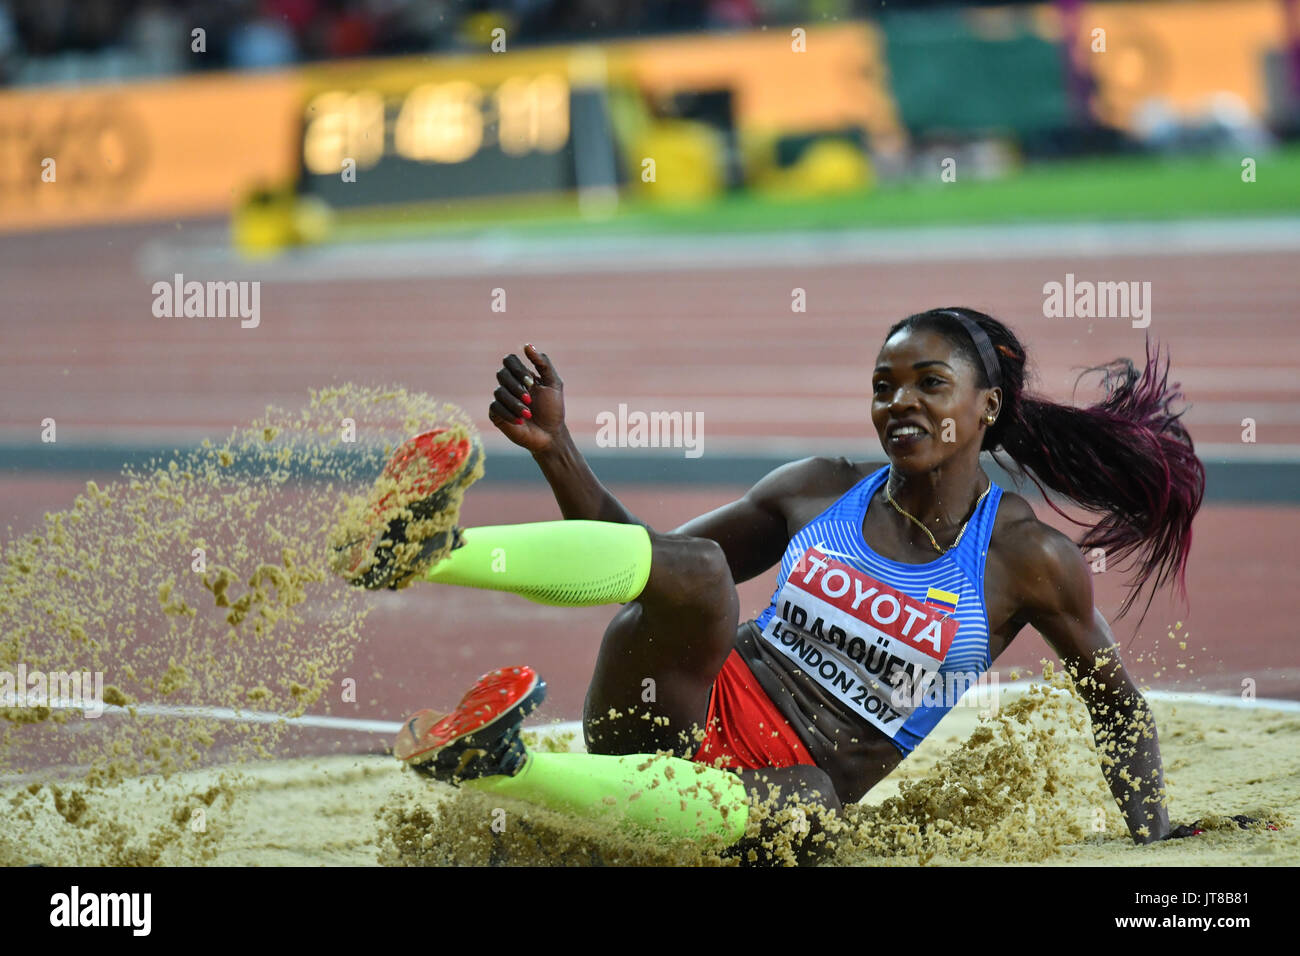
left=395, top=666, right=546, bottom=769
left=336, top=428, right=483, bottom=590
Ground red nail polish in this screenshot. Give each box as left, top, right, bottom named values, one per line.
left=515, top=417, right=524, bottom=425
left=521, top=408, right=532, bottom=419
left=521, top=393, right=531, bottom=405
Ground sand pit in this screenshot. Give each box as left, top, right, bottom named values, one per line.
left=3, top=689, right=1292, bottom=866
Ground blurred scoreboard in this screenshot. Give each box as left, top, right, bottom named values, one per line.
left=295, top=51, right=625, bottom=211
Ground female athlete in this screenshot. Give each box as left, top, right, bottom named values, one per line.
left=366, top=307, right=1216, bottom=863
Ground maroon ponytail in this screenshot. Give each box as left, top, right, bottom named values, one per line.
left=888, top=308, right=1206, bottom=620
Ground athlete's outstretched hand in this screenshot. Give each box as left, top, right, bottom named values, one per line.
left=489, top=344, right=566, bottom=454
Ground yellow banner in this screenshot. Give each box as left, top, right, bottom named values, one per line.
left=0, top=72, right=301, bottom=231
left=613, top=24, right=903, bottom=145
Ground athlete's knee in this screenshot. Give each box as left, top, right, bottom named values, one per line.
left=644, top=533, right=736, bottom=613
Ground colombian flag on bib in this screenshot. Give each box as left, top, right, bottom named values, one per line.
left=925, top=586, right=959, bottom=614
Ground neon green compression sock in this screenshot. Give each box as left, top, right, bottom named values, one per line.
left=464, top=750, right=750, bottom=845
left=423, top=521, right=652, bottom=606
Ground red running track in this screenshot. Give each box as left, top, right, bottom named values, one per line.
left=2, top=222, right=1299, bottom=447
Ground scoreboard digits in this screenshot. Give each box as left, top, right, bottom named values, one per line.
left=302, top=74, right=571, bottom=176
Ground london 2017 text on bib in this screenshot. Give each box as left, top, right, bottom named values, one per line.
left=758, top=546, right=958, bottom=738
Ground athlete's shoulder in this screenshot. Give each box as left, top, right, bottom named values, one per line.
left=746, top=455, right=876, bottom=516
left=989, top=487, right=1038, bottom=533
left=988, top=491, right=1090, bottom=612
left=754, top=455, right=870, bottom=494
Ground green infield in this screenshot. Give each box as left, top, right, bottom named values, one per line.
left=326, top=145, right=1300, bottom=244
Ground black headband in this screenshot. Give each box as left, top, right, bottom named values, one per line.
left=939, top=310, right=1002, bottom=389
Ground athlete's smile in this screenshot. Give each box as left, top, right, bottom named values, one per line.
left=885, top=419, right=930, bottom=448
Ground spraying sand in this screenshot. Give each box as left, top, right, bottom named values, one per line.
left=0, top=385, right=476, bottom=864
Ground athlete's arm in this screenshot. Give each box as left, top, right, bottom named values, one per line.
left=1010, top=520, right=1174, bottom=844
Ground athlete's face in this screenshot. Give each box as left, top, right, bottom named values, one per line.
left=871, top=328, right=1000, bottom=471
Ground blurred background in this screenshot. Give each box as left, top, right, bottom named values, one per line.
left=2, top=0, right=1298, bottom=749
left=3, top=0, right=1300, bottom=235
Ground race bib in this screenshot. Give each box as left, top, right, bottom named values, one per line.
left=758, top=546, right=959, bottom=739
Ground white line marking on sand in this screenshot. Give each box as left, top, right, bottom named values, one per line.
left=14, top=684, right=1298, bottom=738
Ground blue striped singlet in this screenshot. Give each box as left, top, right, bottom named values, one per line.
left=752, top=465, right=1003, bottom=757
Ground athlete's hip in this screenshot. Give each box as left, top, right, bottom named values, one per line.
left=732, top=620, right=904, bottom=798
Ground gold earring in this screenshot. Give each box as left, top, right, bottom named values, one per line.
left=985, top=415, right=996, bottom=425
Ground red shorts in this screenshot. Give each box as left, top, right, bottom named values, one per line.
left=691, top=649, right=817, bottom=770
